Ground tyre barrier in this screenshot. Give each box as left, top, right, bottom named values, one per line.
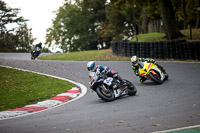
left=111, top=40, right=200, bottom=60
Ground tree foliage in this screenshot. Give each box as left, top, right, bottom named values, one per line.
left=172, top=0, right=200, bottom=28
left=45, top=0, right=108, bottom=52
left=100, top=0, right=141, bottom=40
left=45, top=0, right=199, bottom=52
left=0, top=0, right=35, bottom=52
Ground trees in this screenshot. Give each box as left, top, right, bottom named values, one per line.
left=15, top=24, right=35, bottom=52
left=45, top=0, right=199, bottom=52
left=45, top=3, right=81, bottom=52
left=172, top=0, right=200, bottom=29
left=100, top=0, right=140, bottom=40
left=159, top=0, right=184, bottom=40
left=0, top=0, right=35, bottom=52
left=195, top=0, right=200, bottom=28
left=98, top=0, right=161, bottom=40
left=45, top=0, right=108, bottom=52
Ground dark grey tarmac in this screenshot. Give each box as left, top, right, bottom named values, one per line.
left=0, top=53, right=200, bottom=133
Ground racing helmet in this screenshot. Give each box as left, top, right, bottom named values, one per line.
left=131, top=55, right=139, bottom=67
left=87, top=61, right=95, bottom=71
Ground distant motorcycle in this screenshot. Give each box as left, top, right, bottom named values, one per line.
left=89, top=70, right=137, bottom=102
left=138, top=61, right=168, bottom=84
left=31, top=47, right=41, bottom=60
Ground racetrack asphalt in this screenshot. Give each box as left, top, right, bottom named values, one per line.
left=0, top=53, right=200, bottom=133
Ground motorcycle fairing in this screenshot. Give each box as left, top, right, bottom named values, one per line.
left=103, top=77, right=113, bottom=86
left=151, top=66, right=164, bottom=80
left=114, top=88, right=128, bottom=98
left=138, top=62, right=164, bottom=80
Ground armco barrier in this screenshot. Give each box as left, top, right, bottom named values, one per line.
left=111, top=40, right=200, bottom=60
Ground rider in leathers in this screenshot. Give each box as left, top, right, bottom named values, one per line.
left=87, top=61, right=126, bottom=85
left=31, top=42, right=42, bottom=56
left=131, top=55, right=165, bottom=83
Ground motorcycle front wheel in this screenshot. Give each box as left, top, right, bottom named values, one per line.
left=96, top=86, right=115, bottom=102
left=31, top=55, right=35, bottom=60
left=164, top=72, right=169, bottom=80
left=149, top=71, right=163, bottom=84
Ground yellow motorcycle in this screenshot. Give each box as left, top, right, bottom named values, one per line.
left=138, top=61, right=168, bottom=84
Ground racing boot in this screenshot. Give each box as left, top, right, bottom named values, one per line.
left=140, top=77, right=147, bottom=83
left=116, top=75, right=127, bottom=86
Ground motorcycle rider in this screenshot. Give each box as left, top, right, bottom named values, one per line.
left=34, top=42, right=42, bottom=49
left=87, top=61, right=126, bottom=85
left=31, top=42, right=42, bottom=57
left=131, top=55, right=165, bottom=83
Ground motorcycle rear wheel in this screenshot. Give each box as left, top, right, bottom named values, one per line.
left=127, top=85, right=137, bottom=96
left=124, top=80, right=137, bottom=96
left=96, top=86, right=115, bottom=102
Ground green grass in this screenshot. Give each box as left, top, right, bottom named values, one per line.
left=131, top=29, right=200, bottom=42
left=38, top=29, right=200, bottom=62
left=0, top=67, right=75, bottom=111
left=38, top=49, right=131, bottom=61
left=38, top=49, right=199, bottom=62
left=131, top=32, right=165, bottom=42
left=181, top=29, right=200, bottom=41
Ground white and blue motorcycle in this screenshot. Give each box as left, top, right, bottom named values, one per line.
left=88, top=70, right=137, bottom=102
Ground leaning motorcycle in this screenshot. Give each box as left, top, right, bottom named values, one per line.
left=89, top=70, right=137, bottom=102
left=31, top=47, right=41, bottom=60
left=138, top=61, right=168, bottom=84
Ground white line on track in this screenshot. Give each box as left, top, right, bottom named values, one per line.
left=151, top=124, right=200, bottom=133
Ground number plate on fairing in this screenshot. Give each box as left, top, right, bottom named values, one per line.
left=103, top=77, right=113, bottom=86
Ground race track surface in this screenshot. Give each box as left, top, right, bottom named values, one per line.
left=0, top=53, right=200, bottom=133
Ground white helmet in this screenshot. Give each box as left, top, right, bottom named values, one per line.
left=131, top=55, right=139, bottom=67
left=87, top=61, right=95, bottom=71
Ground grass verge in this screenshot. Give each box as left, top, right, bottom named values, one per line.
left=131, top=29, right=200, bottom=42
left=38, top=49, right=130, bottom=61
left=131, top=32, right=165, bottom=42
left=0, top=66, right=75, bottom=111
left=38, top=49, right=199, bottom=62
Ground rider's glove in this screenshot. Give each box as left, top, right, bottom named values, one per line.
left=102, top=69, right=107, bottom=74
left=100, top=69, right=107, bottom=77
left=132, top=66, right=136, bottom=70
left=104, top=66, right=109, bottom=72
left=96, top=68, right=100, bottom=75
left=149, top=59, right=155, bottom=63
